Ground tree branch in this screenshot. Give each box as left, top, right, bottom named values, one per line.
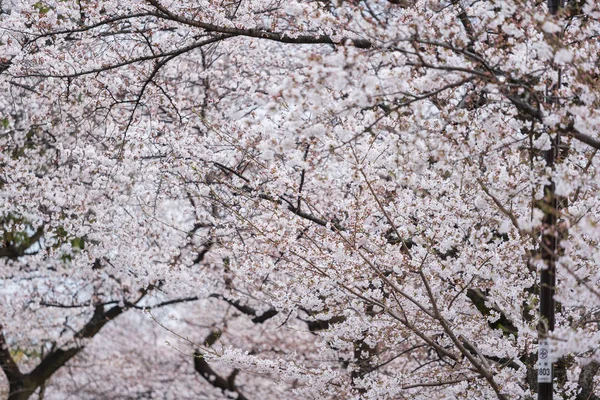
left=146, top=0, right=370, bottom=48
left=0, top=225, right=44, bottom=259
left=194, top=332, right=249, bottom=400
left=570, top=130, right=600, bottom=151
left=0, top=326, right=23, bottom=386
left=576, top=361, right=600, bottom=400
left=29, top=13, right=154, bottom=43
left=22, top=35, right=233, bottom=79
left=126, top=296, right=200, bottom=310
left=210, top=294, right=278, bottom=323
left=2, top=287, right=155, bottom=399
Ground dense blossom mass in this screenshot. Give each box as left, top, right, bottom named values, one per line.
left=0, top=0, right=599, bottom=399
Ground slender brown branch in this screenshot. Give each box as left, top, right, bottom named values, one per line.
left=28, top=13, right=154, bottom=43
left=21, top=35, right=233, bottom=79
left=146, top=0, right=370, bottom=48
left=402, top=375, right=480, bottom=389
left=477, top=179, right=523, bottom=233
left=418, top=268, right=508, bottom=400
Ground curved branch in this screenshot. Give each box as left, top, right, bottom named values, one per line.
left=21, top=35, right=233, bottom=79
left=194, top=331, right=249, bottom=400
left=146, top=0, right=370, bottom=48
left=2, top=287, right=153, bottom=399
left=210, top=294, right=278, bottom=324
left=28, top=13, right=154, bottom=43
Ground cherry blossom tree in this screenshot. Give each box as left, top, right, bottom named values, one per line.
left=1, top=0, right=600, bottom=399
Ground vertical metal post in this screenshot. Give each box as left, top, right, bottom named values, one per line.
left=538, top=2, right=563, bottom=398
left=538, top=135, right=559, bottom=400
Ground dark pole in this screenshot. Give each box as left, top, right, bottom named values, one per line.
left=538, top=134, right=559, bottom=400
left=538, top=2, right=563, bottom=399
left=547, top=0, right=564, bottom=15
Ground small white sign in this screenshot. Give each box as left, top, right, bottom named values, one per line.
left=538, top=339, right=552, bottom=383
